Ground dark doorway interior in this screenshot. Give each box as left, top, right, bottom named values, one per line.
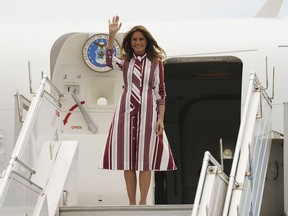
left=155, top=57, right=243, bottom=204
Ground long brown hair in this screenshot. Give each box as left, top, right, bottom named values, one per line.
left=121, top=26, right=166, bottom=62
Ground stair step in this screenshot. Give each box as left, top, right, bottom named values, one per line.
left=59, top=204, right=193, bottom=216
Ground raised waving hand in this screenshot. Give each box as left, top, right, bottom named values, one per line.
left=107, top=16, right=122, bottom=49
left=109, top=16, right=122, bottom=35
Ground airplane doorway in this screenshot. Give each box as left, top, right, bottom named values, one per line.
left=155, top=57, right=243, bottom=204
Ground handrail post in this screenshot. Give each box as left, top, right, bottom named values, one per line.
left=14, top=156, right=36, bottom=175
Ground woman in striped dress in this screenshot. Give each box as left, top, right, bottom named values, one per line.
left=99, top=16, right=176, bottom=205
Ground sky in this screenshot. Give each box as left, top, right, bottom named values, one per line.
left=0, top=0, right=287, bottom=24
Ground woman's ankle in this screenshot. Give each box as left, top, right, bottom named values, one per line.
left=139, top=201, right=146, bottom=205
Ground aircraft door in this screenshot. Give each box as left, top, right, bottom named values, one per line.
left=155, top=57, right=242, bottom=204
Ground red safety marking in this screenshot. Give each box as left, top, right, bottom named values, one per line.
left=63, top=101, right=85, bottom=125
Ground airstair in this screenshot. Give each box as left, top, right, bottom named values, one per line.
left=191, top=72, right=273, bottom=216
left=0, top=75, right=78, bottom=216
left=0, top=72, right=273, bottom=215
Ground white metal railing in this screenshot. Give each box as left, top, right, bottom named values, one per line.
left=191, top=151, right=224, bottom=216
left=221, top=72, right=257, bottom=215
left=222, top=71, right=272, bottom=215
left=15, top=91, right=31, bottom=123
left=0, top=74, right=63, bottom=210
left=14, top=91, right=32, bottom=145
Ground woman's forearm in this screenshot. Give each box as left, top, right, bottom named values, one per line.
left=158, top=104, right=165, bottom=121
left=107, top=32, right=116, bottom=49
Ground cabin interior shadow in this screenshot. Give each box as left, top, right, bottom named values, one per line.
left=155, top=57, right=243, bottom=204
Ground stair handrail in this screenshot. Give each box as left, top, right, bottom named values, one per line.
left=222, top=72, right=258, bottom=216
left=0, top=74, right=63, bottom=205
left=191, top=151, right=223, bottom=216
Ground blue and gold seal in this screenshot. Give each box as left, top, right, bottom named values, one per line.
left=83, top=33, right=120, bottom=72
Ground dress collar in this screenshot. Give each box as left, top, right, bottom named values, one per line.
left=133, top=53, right=147, bottom=61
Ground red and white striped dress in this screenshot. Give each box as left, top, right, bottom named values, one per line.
left=99, top=48, right=176, bottom=171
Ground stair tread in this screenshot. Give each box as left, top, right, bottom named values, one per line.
left=60, top=204, right=193, bottom=212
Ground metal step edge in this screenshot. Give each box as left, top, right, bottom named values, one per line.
left=60, top=204, right=193, bottom=213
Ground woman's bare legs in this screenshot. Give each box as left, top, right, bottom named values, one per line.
left=124, top=170, right=137, bottom=205
left=124, top=170, right=151, bottom=205
left=139, top=171, right=151, bottom=205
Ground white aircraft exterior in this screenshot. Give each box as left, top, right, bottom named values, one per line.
left=0, top=1, right=287, bottom=215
